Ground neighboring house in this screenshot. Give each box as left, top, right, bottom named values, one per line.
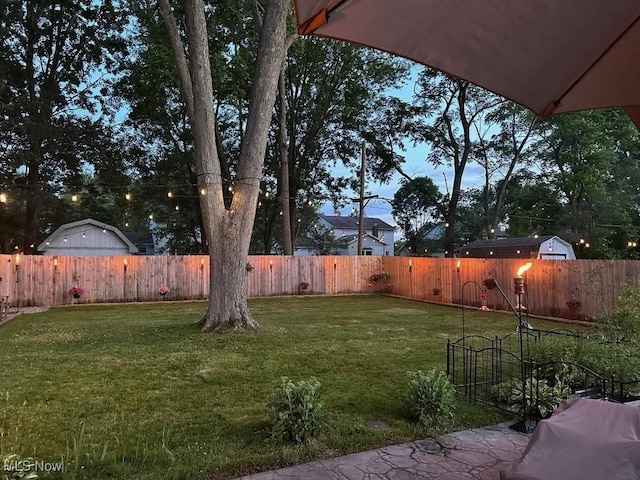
left=293, top=236, right=321, bottom=256
left=396, top=224, right=446, bottom=257
left=460, top=235, right=576, bottom=260
left=123, top=230, right=155, bottom=255
left=37, top=218, right=138, bottom=256
left=333, top=233, right=388, bottom=256
left=295, top=215, right=395, bottom=256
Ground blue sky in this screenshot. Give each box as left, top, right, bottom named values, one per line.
left=322, top=142, right=486, bottom=230
left=321, top=65, right=486, bottom=231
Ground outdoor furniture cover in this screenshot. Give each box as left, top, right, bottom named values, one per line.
left=500, top=398, right=640, bottom=480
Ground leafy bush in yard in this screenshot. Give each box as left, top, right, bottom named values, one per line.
left=490, top=380, right=518, bottom=404
left=530, top=336, right=640, bottom=382
left=598, top=284, right=640, bottom=345
left=510, top=373, right=571, bottom=419
left=267, top=377, right=325, bottom=444
left=402, top=369, right=455, bottom=430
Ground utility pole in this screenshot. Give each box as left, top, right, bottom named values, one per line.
left=352, top=142, right=378, bottom=255
left=357, top=142, right=366, bottom=256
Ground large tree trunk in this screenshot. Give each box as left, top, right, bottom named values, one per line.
left=159, top=0, right=288, bottom=332
left=278, top=68, right=293, bottom=255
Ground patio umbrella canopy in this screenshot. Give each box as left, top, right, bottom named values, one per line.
left=293, top=0, right=640, bottom=127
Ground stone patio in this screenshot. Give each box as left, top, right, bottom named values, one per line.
left=233, top=422, right=531, bottom=480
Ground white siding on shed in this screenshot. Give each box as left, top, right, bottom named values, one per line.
left=538, top=237, right=576, bottom=260
left=38, top=219, right=138, bottom=256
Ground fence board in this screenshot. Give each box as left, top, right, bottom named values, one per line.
left=2, top=254, right=640, bottom=321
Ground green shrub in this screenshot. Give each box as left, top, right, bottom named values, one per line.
left=530, top=333, right=640, bottom=383
left=490, top=380, right=518, bottom=405
left=402, top=369, right=455, bottom=430
left=599, top=284, right=640, bottom=345
left=510, top=372, right=571, bottom=419
left=266, top=377, right=325, bottom=444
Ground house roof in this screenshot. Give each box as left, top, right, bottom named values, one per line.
left=461, top=235, right=559, bottom=258
left=123, top=230, right=154, bottom=246
left=335, top=234, right=387, bottom=245
left=38, top=218, right=138, bottom=253
left=321, top=215, right=394, bottom=231
left=294, top=236, right=320, bottom=249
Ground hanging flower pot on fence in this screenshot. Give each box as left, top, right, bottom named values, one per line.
left=483, top=276, right=497, bottom=290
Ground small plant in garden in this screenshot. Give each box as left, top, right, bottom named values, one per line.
left=510, top=373, right=571, bottom=418
left=490, top=380, right=517, bottom=404
left=157, top=285, right=170, bottom=296
left=266, top=377, right=325, bottom=444
left=402, top=369, right=455, bottom=430
left=599, top=283, right=640, bottom=344
left=68, top=285, right=84, bottom=297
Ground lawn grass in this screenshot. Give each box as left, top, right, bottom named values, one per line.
left=0, top=295, right=564, bottom=480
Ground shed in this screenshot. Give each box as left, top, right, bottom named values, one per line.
left=37, top=218, right=138, bottom=256
left=460, top=235, right=576, bottom=260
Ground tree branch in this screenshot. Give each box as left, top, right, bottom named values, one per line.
left=157, top=0, right=195, bottom=119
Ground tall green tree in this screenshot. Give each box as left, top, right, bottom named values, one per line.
left=391, top=176, right=441, bottom=254
left=157, top=0, right=288, bottom=331
left=411, top=70, right=502, bottom=256
left=473, top=104, right=537, bottom=239
left=266, top=37, right=410, bottom=254
left=0, top=0, right=127, bottom=252
left=534, top=110, right=640, bottom=257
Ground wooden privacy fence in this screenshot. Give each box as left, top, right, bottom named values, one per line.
left=1, top=254, right=639, bottom=320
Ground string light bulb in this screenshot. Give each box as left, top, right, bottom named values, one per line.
left=71, top=194, right=78, bottom=202
left=200, top=188, right=206, bottom=196
left=0, top=193, right=6, bottom=203
left=167, top=191, right=173, bottom=198
left=125, top=193, right=131, bottom=201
